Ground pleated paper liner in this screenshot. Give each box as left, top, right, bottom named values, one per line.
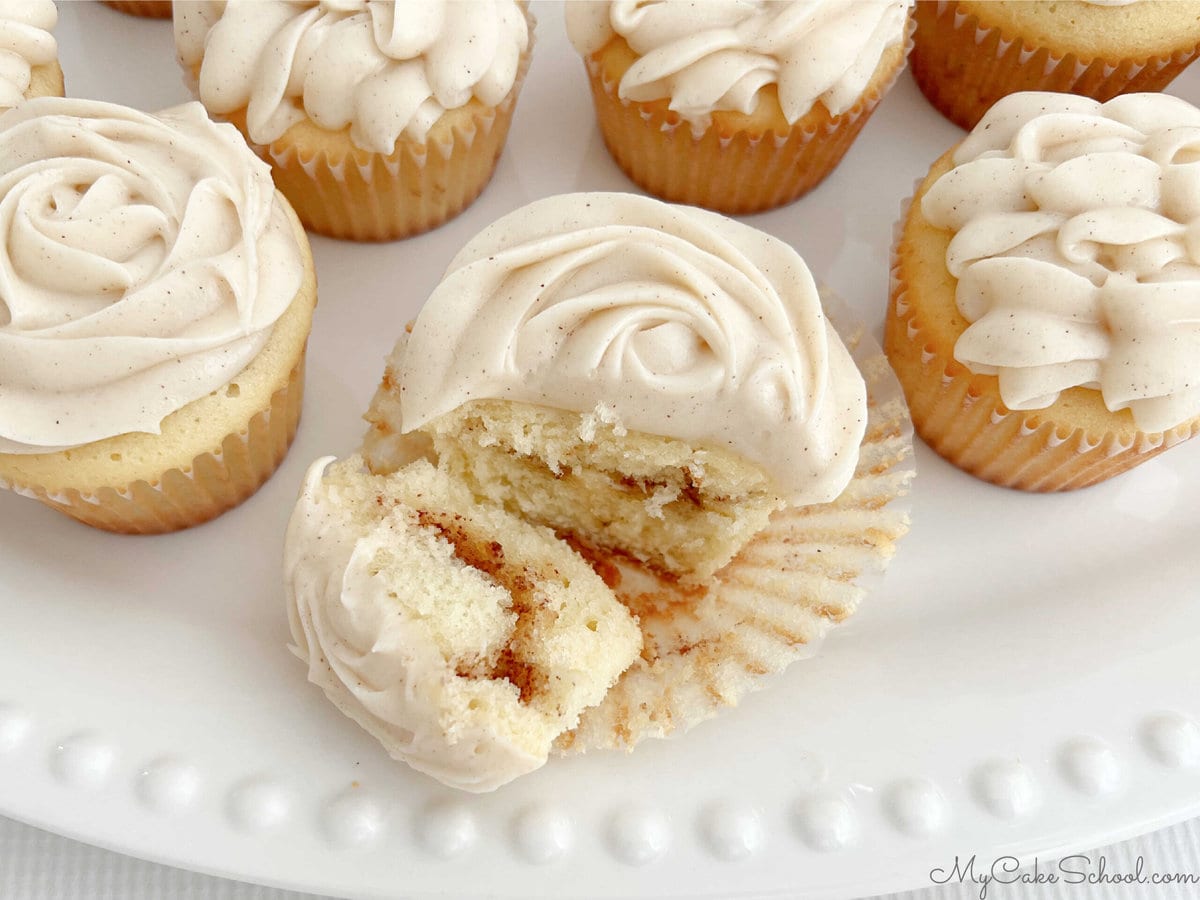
left=911, top=0, right=1200, bottom=131
left=885, top=172, right=1200, bottom=492
left=556, top=292, right=915, bottom=754
left=0, top=358, right=305, bottom=534
left=581, top=23, right=912, bottom=215
left=208, top=8, right=533, bottom=243
left=102, top=1, right=172, bottom=18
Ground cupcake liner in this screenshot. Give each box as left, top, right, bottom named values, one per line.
left=0, top=357, right=306, bottom=534
left=582, top=21, right=912, bottom=215
left=556, top=292, right=915, bottom=754
left=885, top=183, right=1200, bottom=492
left=214, top=11, right=534, bottom=242
left=102, top=1, right=173, bottom=18
left=262, top=103, right=516, bottom=242
left=584, top=54, right=905, bottom=215
left=911, top=0, right=1200, bottom=130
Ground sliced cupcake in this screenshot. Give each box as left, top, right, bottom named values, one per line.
left=358, top=191, right=912, bottom=756
left=364, top=192, right=868, bottom=583
left=285, top=455, right=642, bottom=793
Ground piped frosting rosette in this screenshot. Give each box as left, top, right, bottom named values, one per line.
left=0, top=0, right=57, bottom=110
left=921, top=92, right=1200, bottom=435
left=567, top=0, right=912, bottom=129
left=399, top=192, right=867, bottom=506
left=174, top=0, right=535, bottom=240
left=175, top=0, right=531, bottom=154
left=0, top=99, right=302, bottom=455
left=387, top=193, right=914, bottom=751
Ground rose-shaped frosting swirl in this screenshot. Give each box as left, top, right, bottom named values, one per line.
left=0, top=0, right=56, bottom=110
left=398, top=192, right=867, bottom=505
left=175, top=0, right=530, bottom=153
left=921, top=92, right=1200, bottom=433
left=0, top=98, right=303, bottom=454
left=566, top=0, right=911, bottom=126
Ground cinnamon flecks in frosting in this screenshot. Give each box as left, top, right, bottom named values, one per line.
left=921, top=91, right=1200, bottom=433
left=0, top=98, right=303, bottom=455
left=0, top=0, right=56, bottom=109
left=566, top=0, right=911, bottom=126
left=175, top=0, right=530, bottom=153
left=396, top=192, right=867, bottom=505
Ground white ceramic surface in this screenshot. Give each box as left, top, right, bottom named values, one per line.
left=1, top=3, right=1198, bottom=899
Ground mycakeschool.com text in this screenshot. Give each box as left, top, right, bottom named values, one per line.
left=929, top=854, right=1200, bottom=898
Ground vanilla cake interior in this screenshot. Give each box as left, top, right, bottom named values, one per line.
left=302, top=457, right=642, bottom=784
left=363, top=347, right=785, bottom=583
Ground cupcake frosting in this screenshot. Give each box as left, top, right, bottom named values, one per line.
left=397, top=192, right=867, bottom=505
left=921, top=91, right=1200, bottom=433
left=0, top=0, right=56, bottom=110
left=565, top=0, right=911, bottom=126
left=0, top=98, right=303, bottom=455
left=174, top=0, right=531, bottom=153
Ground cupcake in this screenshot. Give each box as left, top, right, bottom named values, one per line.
left=0, top=1, right=62, bottom=111
left=0, top=98, right=316, bottom=533
left=174, top=0, right=533, bottom=242
left=360, top=192, right=914, bottom=753
left=103, top=1, right=172, bottom=18
left=285, top=455, right=642, bottom=792
left=910, top=0, right=1200, bottom=130
left=364, top=192, right=869, bottom=583
left=565, top=0, right=913, bottom=214
left=886, top=91, right=1200, bottom=492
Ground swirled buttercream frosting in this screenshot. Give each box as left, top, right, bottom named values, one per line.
left=565, top=0, right=911, bottom=125
left=921, top=91, right=1200, bottom=433
left=0, top=98, right=303, bottom=455
left=0, top=0, right=56, bottom=110
left=397, top=192, right=867, bottom=505
left=175, top=0, right=531, bottom=153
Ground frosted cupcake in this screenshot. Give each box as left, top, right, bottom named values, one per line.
left=0, top=1, right=62, bottom=111
left=0, top=98, right=316, bottom=533
left=911, top=0, right=1200, bottom=130
left=365, top=192, right=869, bottom=583
left=887, top=91, right=1200, bottom=491
left=104, top=1, right=172, bottom=18
left=361, top=192, right=914, bottom=754
left=565, top=0, right=913, bottom=214
left=174, top=0, right=533, bottom=241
